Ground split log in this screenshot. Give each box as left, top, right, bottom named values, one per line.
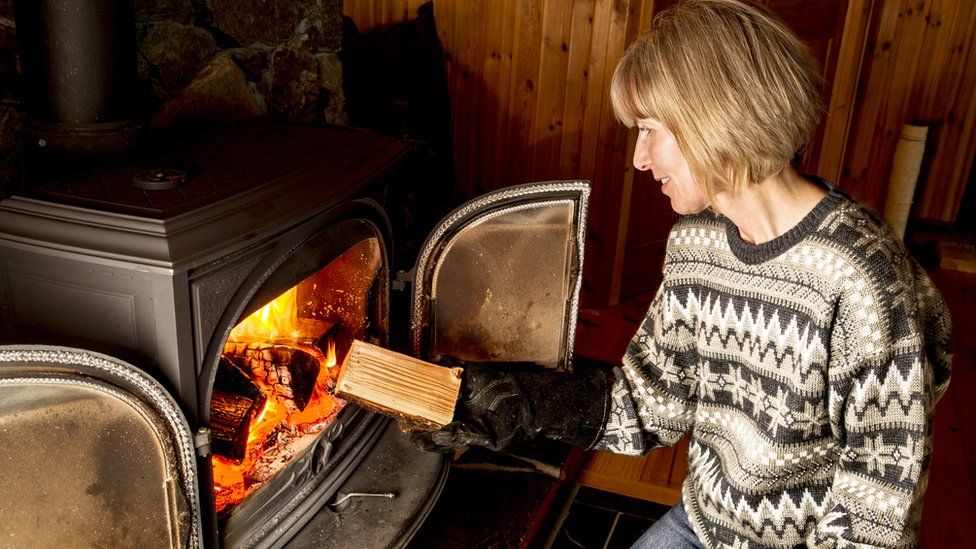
left=224, top=342, right=322, bottom=411
left=211, top=390, right=262, bottom=462
left=214, top=355, right=263, bottom=401
left=335, top=340, right=462, bottom=430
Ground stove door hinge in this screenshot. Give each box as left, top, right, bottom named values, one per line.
left=393, top=268, right=415, bottom=292
left=193, top=427, right=212, bottom=457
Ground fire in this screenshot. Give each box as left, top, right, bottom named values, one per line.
left=326, top=338, right=337, bottom=368
left=211, top=238, right=382, bottom=516
left=229, top=287, right=300, bottom=343
left=212, top=284, right=346, bottom=516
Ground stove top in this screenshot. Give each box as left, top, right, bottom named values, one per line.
left=26, top=120, right=407, bottom=220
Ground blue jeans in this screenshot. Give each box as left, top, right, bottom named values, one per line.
left=632, top=502, right=704, bottom=549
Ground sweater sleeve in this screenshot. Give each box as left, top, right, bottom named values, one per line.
left=592, top=280, right=700, bottom=456
left=809, top=256, right=952, bottom=548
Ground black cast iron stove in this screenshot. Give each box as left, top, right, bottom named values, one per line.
left=0, top=118, right=590, bottom=548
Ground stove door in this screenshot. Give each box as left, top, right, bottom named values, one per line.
left=410, top=180, right=589, bottom=370
left=0, top=345, right=202, bottom=548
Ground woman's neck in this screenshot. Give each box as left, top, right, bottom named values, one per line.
left=714, top=168, right=827, bottom=245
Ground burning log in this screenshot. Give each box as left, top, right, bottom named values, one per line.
left=210, top=356, right=266, bottom=462
left=211, top=390, right=263, bottom=462
left=224, top=342, right=322, bottom=411
left=335, top=340, right=462, bottom=430
left=214, top=355, right=264, bottom=401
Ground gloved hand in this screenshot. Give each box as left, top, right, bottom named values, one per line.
left=411, top=358, right=611, bottom=453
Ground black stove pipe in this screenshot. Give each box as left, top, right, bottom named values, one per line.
left=13, top=0, right=141, bottom=156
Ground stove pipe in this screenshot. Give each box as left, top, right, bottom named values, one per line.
left=13, top=0, right=141, bottom=156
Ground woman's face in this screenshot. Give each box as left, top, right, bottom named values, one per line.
left=633, top=118, right=707, bottom=215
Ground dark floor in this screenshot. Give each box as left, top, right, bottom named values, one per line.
left=409, top=440, right=576, bottom=549
left=545, top=486, right=670, bottom=549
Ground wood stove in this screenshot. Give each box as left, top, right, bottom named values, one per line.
left=0, top=118, right=590, bottom=547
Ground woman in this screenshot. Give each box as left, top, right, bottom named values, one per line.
left=415, top=1, right=952, bottom=547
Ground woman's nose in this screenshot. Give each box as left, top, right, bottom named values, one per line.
left=633, top=144, right=651, bottom=171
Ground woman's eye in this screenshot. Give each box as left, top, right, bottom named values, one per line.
left=638, top=127, right=651, bottom=136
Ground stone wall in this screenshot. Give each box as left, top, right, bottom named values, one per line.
left=0, top=0, right=347, bottom=196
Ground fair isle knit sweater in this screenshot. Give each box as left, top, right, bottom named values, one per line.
left=594, top=186, right=952, bottom=548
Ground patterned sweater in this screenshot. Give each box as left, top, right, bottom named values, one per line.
left=595, top=186, right=952, bottom=548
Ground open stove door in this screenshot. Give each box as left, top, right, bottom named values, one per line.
left=409, top=180, right=590, bottom=369
left=284, top=182, right=591, bottom=549
left=0, top=345, right=203, bottom=548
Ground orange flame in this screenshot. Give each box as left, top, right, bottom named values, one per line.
left=212, top=283, right=346, bottom=515
left=229, top=287, right=300, bottom=342
left=326, top=338, right=337, bottom=368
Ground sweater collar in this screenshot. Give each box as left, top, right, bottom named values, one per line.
left=718, top=177, right=847, bottom=265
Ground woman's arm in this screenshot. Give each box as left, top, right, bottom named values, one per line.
left=809, top=257, right=952, bottom=547
left=593, top=280, right=701, bottom=456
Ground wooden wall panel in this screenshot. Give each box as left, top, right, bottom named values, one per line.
left=817, top=0, right=875, bottom=185
left=344, top=0, right=976, bottom=306
left=842, top=0, right=976, bottom=222
left=913, top=1, right=976, bottom=221
left=345, top=0, right=655, bottom=307
left=843, top=0, right=930, bottom=212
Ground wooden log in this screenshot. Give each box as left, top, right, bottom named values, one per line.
left=225, top=342, right=322, bottom=412
left=211, top=390, right=262, bottom=462
left=335, top=340, right=463, bottom=430
left=214, top=355, right=264, bottom=402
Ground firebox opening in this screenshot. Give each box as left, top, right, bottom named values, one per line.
left=210, top=237, right=384, bottom=516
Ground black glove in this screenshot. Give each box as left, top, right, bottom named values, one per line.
left=411, top=359, right=611, bottom=453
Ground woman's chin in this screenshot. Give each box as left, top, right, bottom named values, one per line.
left=669, top=200, right=691, bottom=215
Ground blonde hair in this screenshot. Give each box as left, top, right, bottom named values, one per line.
left=610, top=0, right=823, bottom=206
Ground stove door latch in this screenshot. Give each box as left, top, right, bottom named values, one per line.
left=393, top=268, right=415, bottom=292
left=193, top=427, right=212, bottom=457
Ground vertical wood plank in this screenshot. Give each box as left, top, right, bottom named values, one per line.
left=530, top=0, right=574, bottom=180
left=456, top=2, right=488, bottom=196
left=586, top=0, right=647, bottom=306
left=487, top=0, right=519, bottom=193
left=841, top=0, right=910, bottom=209
left=911, top=0, right=952, bottom=118
left=868, top=0, right=929, bottom=207
left=477, top=0, right=515, bottom=194
left=576, top=0, right=616, bottom=306
left=606, top=0, right=655, bottom=305
left=915, top=0, right=976, bottom=220
left=817, top=0, right=875, bottom=185
left=577, top=0, right=612, bottom=183
left=505, top=0, right=545, bottom=187
left=557, top=0, right=597, bottom=178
